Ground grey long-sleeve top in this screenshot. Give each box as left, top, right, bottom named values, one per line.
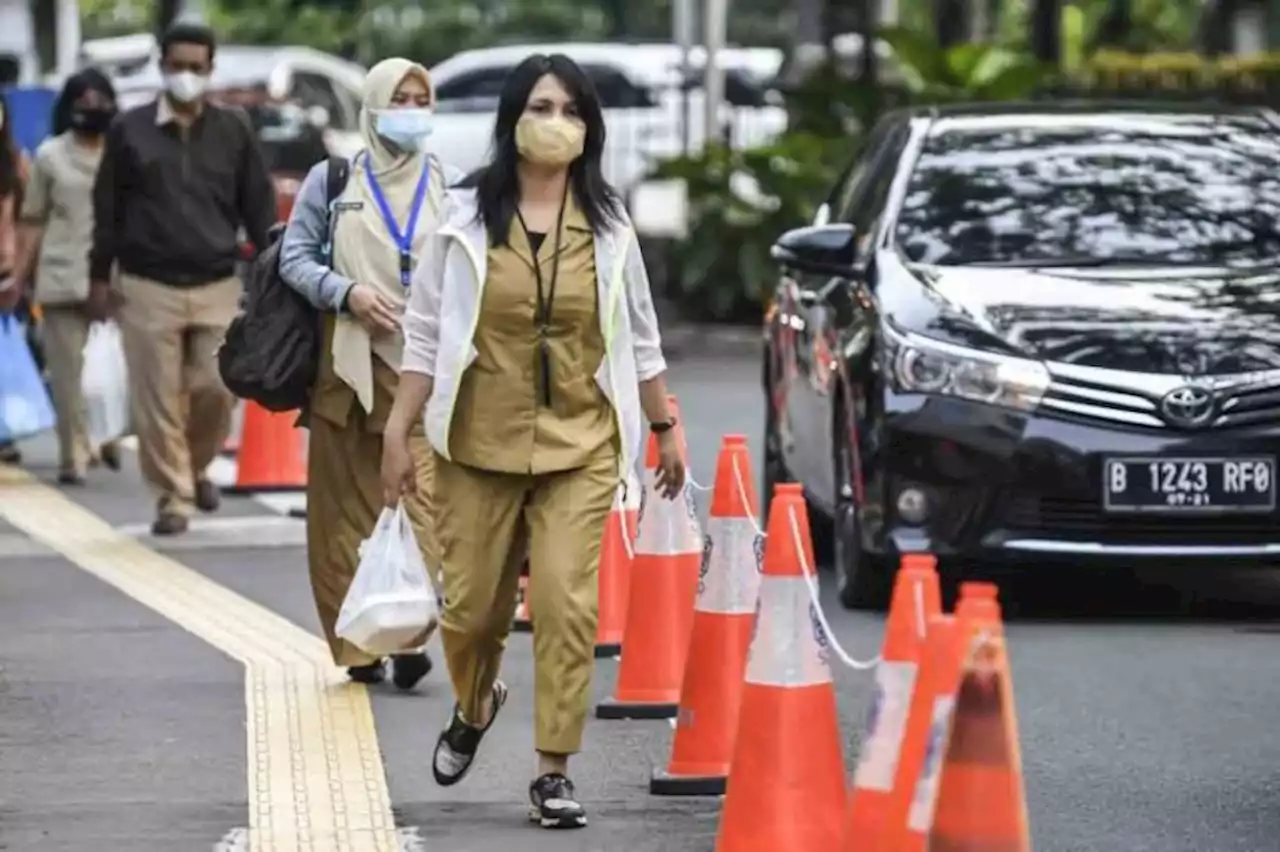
left=277, top=154, right=464, bottom=312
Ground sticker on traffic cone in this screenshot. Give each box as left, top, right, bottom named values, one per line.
left=841, top=554, right=941, bottom=847
left=596, top=468, right=640, bottom=658
left=714, top=482, right=846, bottom=852
left=904, top=582, right=1031, bottom=852
left=221, top=400, right=306, bottom=493
left=651, top=434, right=762, bottom=796
left=512, top=569, right=531, bottom=632
left=596, top=398, right=700, bottom=720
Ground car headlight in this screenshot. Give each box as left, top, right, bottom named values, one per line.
left=884, top=325, right=1050, bottom=412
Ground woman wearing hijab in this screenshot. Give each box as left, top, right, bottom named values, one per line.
left=278, top=58, right=463, bottom=689
left=9, top=70, right=121, bottom=483
left=382, top=53, right=684, bottom=828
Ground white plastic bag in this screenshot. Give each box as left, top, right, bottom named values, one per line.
left=336, top=503, right=439, bottom=657
left=81, top=321, right=130, bottom=446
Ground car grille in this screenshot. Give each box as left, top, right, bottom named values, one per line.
left=999, top=493, right=1279, bottom=544
left=1041, top=367, right=1280, bottom=430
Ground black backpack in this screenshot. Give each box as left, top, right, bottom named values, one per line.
left=218, top=156, right=349, bottom=412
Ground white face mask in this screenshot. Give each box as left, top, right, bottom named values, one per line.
left=374, top=108, right=434, bottom=154
left=163, top=71, right=208, bottom=104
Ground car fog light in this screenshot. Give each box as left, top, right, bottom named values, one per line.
left=896, top=488, right=929, bottom=526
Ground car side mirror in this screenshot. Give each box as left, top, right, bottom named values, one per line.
left=770, top=223, right=858, bottom=277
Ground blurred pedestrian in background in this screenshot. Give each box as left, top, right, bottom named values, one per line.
left=279, top=57, right=462, bottom=689
left=12, top=69, right=122, bottom=485
left=383, top=52, right=683, bottom=828
left=0, top=91, right=34, bottom=465
left=89, top=22, right=276, bottom=535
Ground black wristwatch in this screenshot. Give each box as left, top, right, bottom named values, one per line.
left=651, top=417, right=678, bottom=434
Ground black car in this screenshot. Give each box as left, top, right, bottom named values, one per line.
left=763, top=101, right=1280, bottom=609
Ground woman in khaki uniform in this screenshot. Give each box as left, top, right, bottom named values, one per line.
left=11, top=70, right=122, bottom=483
left=383, top=53, right=685, bottom=828
left=279, top=58, right=462, bottom=689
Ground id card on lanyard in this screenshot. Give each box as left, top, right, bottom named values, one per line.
left=363, top=154, right=431, bottom=287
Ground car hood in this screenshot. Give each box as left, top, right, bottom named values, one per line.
left=892, top=262, right=1280, bottom=375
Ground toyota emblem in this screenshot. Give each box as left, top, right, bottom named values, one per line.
left=1159, top=385, right=1217, bottom=428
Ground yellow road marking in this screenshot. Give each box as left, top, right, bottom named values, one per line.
left=0, top=466, right=398, bottom=851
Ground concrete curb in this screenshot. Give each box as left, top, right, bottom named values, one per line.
left=662, top=322, right=764, bottom=360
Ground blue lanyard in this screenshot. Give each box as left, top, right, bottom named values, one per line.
left=363, top=156, right=431, bottom=287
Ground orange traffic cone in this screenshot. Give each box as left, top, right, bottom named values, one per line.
left=841, top=554, right=941, bottom=846
left=885, top=612, right=963, bottom=852
left=903, top=582, right=1031, bottom=852
left=512, top=568, right=532, bottom=632
left=714, top=482, right=846, bottom=852
left=651, top=434, right=762, bottom=796
left=595, top=468, right=640, bottom=658
left=222, top=400, right=307, bottom=493
left=596, top=399, right=701, bottom=720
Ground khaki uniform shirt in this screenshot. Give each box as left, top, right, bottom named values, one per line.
left=22, top=134, right=102, bottom=305
left=449, top=197, right=618, bottom=474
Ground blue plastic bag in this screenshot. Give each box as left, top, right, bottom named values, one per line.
left=0, top=315, right=55, bottom=444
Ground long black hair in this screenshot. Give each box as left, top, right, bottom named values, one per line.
left=52, top=68, right=117, bottom=137
left=471, top=53, right=623, bottom=246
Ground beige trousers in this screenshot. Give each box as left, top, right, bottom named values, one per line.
left=40, top=305, right=94, bottom=474
left=434, top=448, right=617, bottom=755
left=116, top=273, right=239, bottom=516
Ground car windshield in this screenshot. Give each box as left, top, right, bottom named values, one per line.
left=894, top=114, right=1280, bottom=268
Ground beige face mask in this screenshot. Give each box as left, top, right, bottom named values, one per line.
left=515, top=116, right=586, bottom=167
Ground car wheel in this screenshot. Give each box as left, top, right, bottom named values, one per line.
left=833, top=409, right=890, bottom=610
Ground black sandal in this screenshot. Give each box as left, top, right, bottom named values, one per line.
left=432, top=680, right=508, bottom=786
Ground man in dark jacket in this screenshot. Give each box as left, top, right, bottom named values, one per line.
left=89, top=21, right=276, bottom=535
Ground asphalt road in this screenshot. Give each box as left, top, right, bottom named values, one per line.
left=2, top=349, right=1280, bottom=851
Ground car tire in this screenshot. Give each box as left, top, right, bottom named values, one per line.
left=833, top=407, right=891, bottom=611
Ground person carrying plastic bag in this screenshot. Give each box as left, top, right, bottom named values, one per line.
left=81, top=320, right=131, bottom=449
left=0, top=313, right=55, bottom=448
left=337, top=502, right=440, bottom=658
left=12, top=69, right=125, bottom=484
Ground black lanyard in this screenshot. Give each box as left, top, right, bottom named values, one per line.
left=515, top=189, right=568, bottom=407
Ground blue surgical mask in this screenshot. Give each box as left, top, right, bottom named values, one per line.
left=374, top=108, right=434, bottom=152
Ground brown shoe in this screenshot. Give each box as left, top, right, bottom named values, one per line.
left=194, top=479, right=221, bottom=513
left=99, top=443, right=121, bottom=471
left=151, top=512, right=189, bottom=536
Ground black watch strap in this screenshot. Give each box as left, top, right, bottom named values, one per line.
left=651, top=417, right=677, bottom=434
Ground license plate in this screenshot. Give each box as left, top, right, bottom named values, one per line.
left=1103, top=456, right=1276, bottom=513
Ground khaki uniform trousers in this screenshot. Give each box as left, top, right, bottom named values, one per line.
left=435, top=447, right=618, bottom=755
left=116, top=273, right=239, bottom=516
left=40, top=305, right=95, bottom=474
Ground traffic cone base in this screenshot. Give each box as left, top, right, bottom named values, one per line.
left=593, top=642, right=621, bottom=659
left=595, top=698, right=679, bottom=720
left=649, top=767, right=726, bottom=797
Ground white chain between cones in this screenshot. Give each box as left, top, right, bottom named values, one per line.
left=726, top=455, right=881, bottom=672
